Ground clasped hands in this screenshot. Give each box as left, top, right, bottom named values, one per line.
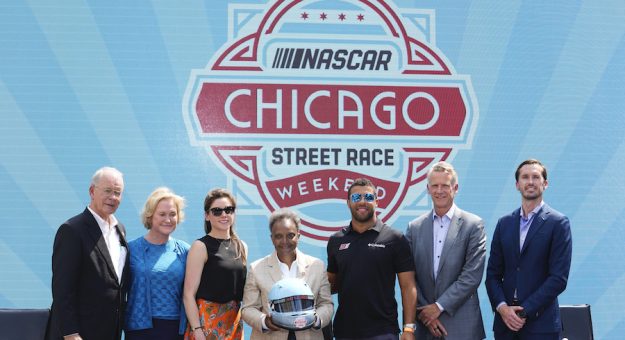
left=417, top=303, right=448, bottom=338
left=498, top=304, right=526, bottom=332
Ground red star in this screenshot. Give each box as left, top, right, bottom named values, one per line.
left=301, top=12, right=309, bottom=20
left=320, top=12, right=327, bottom=21
left=338, top=13, right=346, bottom=21
left=357, top=14, right=365, bottom=21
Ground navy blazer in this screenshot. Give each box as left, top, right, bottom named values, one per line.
left=49, top=208, right=130, bottom=340
left=485, top=203, right=572, bottom=334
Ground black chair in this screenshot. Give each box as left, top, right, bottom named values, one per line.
left=0, top=308, right=50, bottom=340
left=560, top=304, right=594, bottom=340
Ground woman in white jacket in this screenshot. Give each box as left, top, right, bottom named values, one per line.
left=241, top=209, right=333, bottom=340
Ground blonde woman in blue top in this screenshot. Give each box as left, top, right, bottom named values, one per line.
left=125, top=187, right=190, bottom=340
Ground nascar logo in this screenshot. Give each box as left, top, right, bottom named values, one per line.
left=270, top=48, right=392, bottom=71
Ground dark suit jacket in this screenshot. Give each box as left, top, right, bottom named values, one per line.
left=405, top=207, right=486, bottom=340
left=49, top=208, right=130, bottom=340
left=485, top=203, right=572, bottom=335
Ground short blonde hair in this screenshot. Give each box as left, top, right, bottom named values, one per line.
left=141, top=187, right=186, bottom=229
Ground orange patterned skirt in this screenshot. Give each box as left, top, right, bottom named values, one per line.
left=184, top=299, right=243, bottom=340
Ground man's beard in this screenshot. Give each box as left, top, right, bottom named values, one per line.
left=351, top=207, right=374, bottom=223
left=521, top=186, right=542, bottom=200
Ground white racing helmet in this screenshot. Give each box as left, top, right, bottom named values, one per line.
left=268, top=277, right=317, bottom=331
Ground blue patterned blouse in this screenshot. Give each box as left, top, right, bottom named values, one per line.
left=125, top=236, right=190, bottom=334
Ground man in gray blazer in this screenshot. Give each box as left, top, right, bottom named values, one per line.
left=405, top=161, right=486, bottom=339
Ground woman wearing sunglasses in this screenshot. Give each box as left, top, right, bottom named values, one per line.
left=183, top=188, right=247, bottom=340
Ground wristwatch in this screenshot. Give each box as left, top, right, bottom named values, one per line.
left=403, top=323, right=416, bottom=333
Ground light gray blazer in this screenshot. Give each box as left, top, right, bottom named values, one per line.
left=405, top=207, right=486, bottom=340
left=241, top=249, right=333, bottom=340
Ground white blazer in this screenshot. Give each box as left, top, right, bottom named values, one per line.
left=241, top=249, right=333, bottom=340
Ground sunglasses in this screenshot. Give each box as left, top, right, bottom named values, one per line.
left=209, top=206, right=236, bottom=216
left=350, top=193, right=376, bottom=203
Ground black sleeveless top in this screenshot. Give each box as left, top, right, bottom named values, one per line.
left=196, top=234, right=246, bottom=303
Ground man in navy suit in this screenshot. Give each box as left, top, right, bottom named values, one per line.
left=49, top=167, right=129, bottom=340
left=486, top=159, right=572, bottom=340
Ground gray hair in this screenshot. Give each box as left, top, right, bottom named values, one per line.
left=91, top=166, right=124, bottom=186
left=268, top=208, right=301, bottom=233
left=427, top=161, right=458, bottom=186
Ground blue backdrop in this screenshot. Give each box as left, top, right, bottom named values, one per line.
left=1, top=1, right=624, bottom=338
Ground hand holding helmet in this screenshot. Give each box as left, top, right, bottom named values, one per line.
left=268, top=278, right=318, bottom=331
left=264, top=314, right=282, bottom=331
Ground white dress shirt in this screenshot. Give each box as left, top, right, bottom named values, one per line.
left=88, top=206, right=127, bottom=283
left=433, top=204, right=455, bottom=280
left=431, top=204, right=456, bottom=312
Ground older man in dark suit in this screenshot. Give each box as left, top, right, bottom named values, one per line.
left=49, top=167, right=129, bottom=340
left=486, top=159, right=572, bottom=340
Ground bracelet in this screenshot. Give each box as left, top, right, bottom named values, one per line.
left=193, top=326, right=204, bottom=331
left=403, top=323, right=416, bottom=333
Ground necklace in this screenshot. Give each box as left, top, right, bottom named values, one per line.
left=222, top=238, right=231, bottom=250
left=209, top=232, right=231, bottom=250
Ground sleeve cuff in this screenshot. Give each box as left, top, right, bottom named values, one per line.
left=260, top=314, right=269, bottom=333
left=435, top=302, right=445, bottom=312
left=313, top=315, right=322, bottom=329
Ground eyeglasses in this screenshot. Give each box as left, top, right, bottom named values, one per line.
left=96, top=186, right=122, bottom=198
left=350, top=193, right=376, bottom=203
left=209, top=206, right=236, bottom=216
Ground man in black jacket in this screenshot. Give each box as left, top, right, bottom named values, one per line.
left=48, top=167, right=129, bottom=340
